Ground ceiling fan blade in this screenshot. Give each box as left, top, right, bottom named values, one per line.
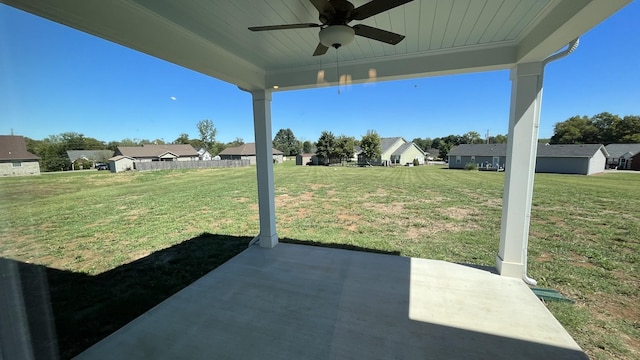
left=313, top=43, right=329, bottom=56
left=248, top=23, right=321, bottom=31
left=351, top=0, right=414, bottom=21
left=309, top=0, right=335, bottom=17
left=353, top=24, right=405, bottom=45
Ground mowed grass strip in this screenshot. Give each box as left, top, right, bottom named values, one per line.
left=0, top=162, right=638, bottom=359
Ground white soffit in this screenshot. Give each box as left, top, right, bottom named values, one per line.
left=1, top=0, right=631, bottom=91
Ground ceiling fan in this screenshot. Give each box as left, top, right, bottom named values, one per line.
left=248, top=0, right=414, bottom=56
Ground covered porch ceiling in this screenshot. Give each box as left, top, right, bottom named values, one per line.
left=1, top=0, right=630, bottom=91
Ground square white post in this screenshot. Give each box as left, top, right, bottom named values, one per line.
left=252, top=89, right=278, bottom=248
left=497, top=62, right=544, bottom=278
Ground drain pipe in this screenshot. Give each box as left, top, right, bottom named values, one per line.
left=542, top=38, right=579, bottom=66
left=520, top=38, right=580, bottom=287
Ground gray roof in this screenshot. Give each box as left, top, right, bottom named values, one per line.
left=391, top=142, right=426, bottom=156
left=0, top=135, right=39, bottom=161
left=449, top=144, right=607, bottom=158
left=219, top=143, right=283, bottom=156
left=604, top=144, right=640, bottom=158
left=117, top=144, right=198, bottom=158
left=449, top=144, right=507, bottom=157
left=380, top=137, right=404, bottom=153
left=67, top=150, right=114, bottom=162
left=537, top=144, right=608, bottom=158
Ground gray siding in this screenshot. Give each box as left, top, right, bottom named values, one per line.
left=449, top=156, right=505, bottom=169
left=535, top=157, right=589, bottom=175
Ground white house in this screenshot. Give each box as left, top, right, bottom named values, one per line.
left=197, top=148, right=212, bottom=161
left=360, top=137, right=425, bottom=166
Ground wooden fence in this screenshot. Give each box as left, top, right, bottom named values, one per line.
left=134, top=160, right=250, bottom=172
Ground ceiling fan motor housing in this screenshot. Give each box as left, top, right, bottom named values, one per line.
left=319, top=25, right=355, bottom=48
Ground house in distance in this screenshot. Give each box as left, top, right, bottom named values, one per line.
left=449, top=143, right=609, bottom=175
left=0, top=135, right=40, bottom=176
left=219, top=143, right=283, bottom=165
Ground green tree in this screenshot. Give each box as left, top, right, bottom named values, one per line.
left=119, top=138, right=139, bottom=146
left=592, top=112, right=621, bottom=144
left=360, top=130, right=381, bottom=164
left=31, top=135, right=70, bottom=171
left=302, top=140, right=313, bottom=153
left=438, top=142, right=452, bottom=160
left=490, top=134, right=508, bottom=144
left=210, top=142, right=226, bottom=156
left=316, top=131, right=336, bottom=164
left=227, top=137, right=245, bottom=147
left=334, top=135, right=356, bottom=163
left=616, top=115, right=640, bottom=143
left=174, top=133, right=191, bottom=144
left=550, top=115, right=594, bottom=144
left=412, top=137, right=432, bottom=152
left=197, top=119, right=217, bottom=151
left=462, top=131, right=482, bottom=144
left=273, top=128, right=300, bottom=156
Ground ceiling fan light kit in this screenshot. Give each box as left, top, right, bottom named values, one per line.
left=248, top=0, right=413, bottom=56
left=319, top=25, right=354, bottom=48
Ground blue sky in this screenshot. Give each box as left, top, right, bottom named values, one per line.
left=1, top=2, right=638, bottom=144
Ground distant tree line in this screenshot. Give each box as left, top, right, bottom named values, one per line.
left=272, top=128, right=510, bottom=162
left=550, top=112, right=640, bottom=144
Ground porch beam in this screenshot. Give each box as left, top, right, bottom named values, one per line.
left=496, top=62, right=544, bottom=279
left=252, top=90, right=278, bottom=248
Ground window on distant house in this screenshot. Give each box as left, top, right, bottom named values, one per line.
left=12, top=161, right=21, bottom=167
left=471, top=156, right=475, bottom=162
left=456, top=156, right=461, bottom=164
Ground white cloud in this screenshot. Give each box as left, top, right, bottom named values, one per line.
left=170, top=96, right=177, bottom=101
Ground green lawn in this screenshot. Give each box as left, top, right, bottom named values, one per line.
left=1, top=162, right=638, bottom=359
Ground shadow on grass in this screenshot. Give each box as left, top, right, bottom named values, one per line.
left=1, top=234, right=403, bottom=359
left=1, top=233, right=251, bottom=359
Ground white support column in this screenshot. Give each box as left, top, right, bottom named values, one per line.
left=496, top=62, right=544, bottom=278
left=252, top=89, right=278, bottom=248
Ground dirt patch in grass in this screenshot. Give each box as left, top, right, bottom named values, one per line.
left=362, top=202, right=404, bottom=215
left=569, top=253, right=597, bottom=269
left=126, top=208, right=148, bottom=221
left=309, top=184, right=330, bottom=190
left=484, top=198, right=502, bottom=208
left=588, top=292, right=640, bottom=357
left=336, top=212, right=361, bottom=231
left=534, top=252, right=554, bottom=262
left=441, top=207, right=477, bottom=220
left=364, top=188, right=390, bottom=198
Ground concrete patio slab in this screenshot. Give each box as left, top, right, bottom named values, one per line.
left=75, top=243, right=586, bottom=359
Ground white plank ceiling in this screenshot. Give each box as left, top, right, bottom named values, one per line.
left=1, top=0, right=631, bottom=90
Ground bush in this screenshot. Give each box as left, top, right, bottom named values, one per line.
left=413, top=158, right=420, bottom=167
left=464, top=162, right=477, bottom=171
